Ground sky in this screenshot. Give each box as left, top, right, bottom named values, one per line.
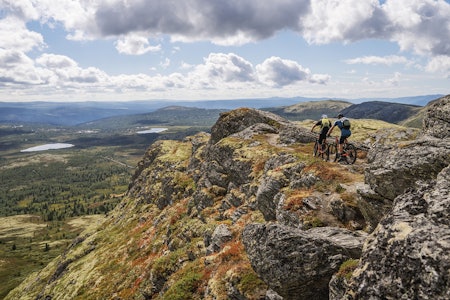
left=0, top=0, right=449, bottom=103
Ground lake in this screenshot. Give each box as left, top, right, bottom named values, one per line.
left=21, top=143, right=75, bottom=152
left=136, top=128, right=168, bottom=134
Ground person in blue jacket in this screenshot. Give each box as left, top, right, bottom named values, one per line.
left=327, top=114, right=351, bottom=161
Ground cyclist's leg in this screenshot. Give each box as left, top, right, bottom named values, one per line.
left=338, top=135, right=346, bottom=156
left=318, top=131, right=327, bottom=152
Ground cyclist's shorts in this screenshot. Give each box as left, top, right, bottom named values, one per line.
left=339, top=134, right=351, bottom=144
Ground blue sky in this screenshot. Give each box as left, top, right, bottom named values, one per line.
left=0, top=0, right=449, bottom=102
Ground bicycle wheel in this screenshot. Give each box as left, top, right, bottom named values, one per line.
left=328, top=143, right=338, bottom=162
left=343, top=144, right=357, bottom=164
left=313, top=140, right=319, bottom=157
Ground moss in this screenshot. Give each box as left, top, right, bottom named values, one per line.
left=173, top=172, right=196, bottom=192
left=158, top=140, right=192, bottom=164
left=336, top=259, right=359, bottom=280
left=237, top=270, right=266, bottom=296
left=152, top=248, right=186, bottom=277
left=335, top=184, right=346, bottom=193
left=303, top=216, right=325, bottom=228
left=163, top=263, right=204, bottom=300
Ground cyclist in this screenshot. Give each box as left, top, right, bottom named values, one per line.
left=311, top=114, right=331, bottom=153
left=327, top=113, right=351, bottom=161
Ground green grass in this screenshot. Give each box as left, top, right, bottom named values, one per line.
left=0, top=214, right=105, bottom=298
left=0, top=122, right=204, bottom=298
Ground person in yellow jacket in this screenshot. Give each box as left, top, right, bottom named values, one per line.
left=311, top=114, right=331, bottom=151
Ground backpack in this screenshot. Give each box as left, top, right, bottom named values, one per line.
left=342, top=118, right=351, bottom=129
left=321, top=118, right=331, bottom=128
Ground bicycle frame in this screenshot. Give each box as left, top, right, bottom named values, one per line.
left=328, top=136, right=357, bottom=164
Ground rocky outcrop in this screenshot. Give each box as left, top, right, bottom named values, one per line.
left=332, top=165, right=450, bottom=300
left=358, top=95, right=450, bottom=231
left=422, top=94, right=450, bottom=138
left=209, top=108, right=314, bottom=145
left=242, top=224, right=367, bottom=300
left=330, top=95, right=450, bottom=299
left=364, top=137, right=449, bottom=201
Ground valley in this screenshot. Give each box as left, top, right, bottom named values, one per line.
left=0, top=98, right=438, bottom=298
left=0, top=116, right=212, bottom=298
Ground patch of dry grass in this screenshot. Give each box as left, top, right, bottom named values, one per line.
left=0, top=215, right=46, bottom=238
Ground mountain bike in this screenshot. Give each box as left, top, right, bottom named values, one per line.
left=328, top=136, right=357, bottom=164
left=313, top=138, right=330, bottom=161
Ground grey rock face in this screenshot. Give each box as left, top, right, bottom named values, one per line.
left=332, top=96, right=450, bottom=299
left=423, top=95, right=450, bottom=138
left=242, top=223, right=367, bottom=300
left=209, top=108, right=290, bottom=145
left=356, top=183, right=392, bottom=232
left=206, top=224, right=233, bottom=255
left=209, top=107, right=314, bottom=145
left=338, top=166, right=450, bottom=300
left=365, top=137, right=450, bottom=201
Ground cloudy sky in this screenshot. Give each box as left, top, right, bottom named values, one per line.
left=1, top=0, right=449, bottom=102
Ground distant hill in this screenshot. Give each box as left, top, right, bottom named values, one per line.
left=0, top=95, right=443, bottom=126
left=340, top=101, right=423, bottom=125
left=78, top=106, right=228, bottom=130
left=350, top=94, right=443, bottom=106
left=262, top=100, right=352, bottom=121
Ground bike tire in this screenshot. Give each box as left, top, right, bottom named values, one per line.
left=328, top=143, right=338, bottom=162
left=313, top=140, right=319, bottom=157
left=344, top=144, right=357, bottom=164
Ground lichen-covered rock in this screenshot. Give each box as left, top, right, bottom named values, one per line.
left=365, top=137, right=450, bottom=201
left=335, top=96, right=450, bottom=299
left=423, top=94, right=450, bottom=138
left=336, top=165, right=450, bottom=300
left=206, top=224, right=233, bottom=255
left=242, top=223, right=367, bottom=300
left=255, top=177, right=286, bottom=221
left=209, top=107, right=314, bottom=145
left=356, top=183, right=393, bottom=232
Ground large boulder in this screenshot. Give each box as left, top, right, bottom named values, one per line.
left=332, top=95, right=450, bottom=299
left=334, top=165, right=450, bottom=300
left=422, top=94, right=450, bottom=138
left=242, top=223, right=367, bottom=300
left=209, top=107, right=314, bottom=145
left=364, top=137, right=450, bottom=201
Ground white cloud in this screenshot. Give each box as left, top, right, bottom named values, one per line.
left=426, top=55, right=450, bottom=78
left=160, top=58, right=171, bottom=69
left=345, top=55, right=410, bottom=66
left=256, top=56, right=329, bottom=87
left=195, top=53, right=255, bottom=84
left=36, top=53, right=77, bottom=68
left=382, top=0, right=450, bottom=56
left=384, top=72, right=402, bottom=86
left=1, top=0, right=448, bottom=100
left=94, top=0, right=309, bottom=44
left=302, top=0, right=386, bottom=44
left=115, top=35, right=161, bottom=55
left=0, top=49, right=48, bottom=85
left=0, top=16, right=45, bottom=51
left=3, top=0, right=449, bottom=58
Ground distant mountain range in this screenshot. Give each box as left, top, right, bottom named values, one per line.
left=0, top=94, right=444, bottom=126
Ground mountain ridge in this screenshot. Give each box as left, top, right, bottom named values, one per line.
left=0, top=94, right=443, bottom=126
left=5, top=95, right=450, bottom=300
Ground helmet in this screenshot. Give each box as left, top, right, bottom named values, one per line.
left=337, top=114, right=344, bottom=118
left=321, top=114, right=327, bottom=118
